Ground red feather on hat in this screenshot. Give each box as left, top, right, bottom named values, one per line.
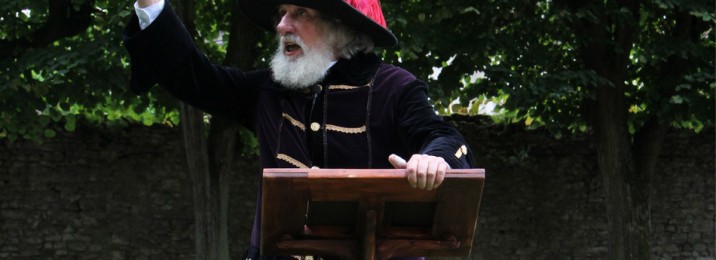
left=345, top=0, right=387, bottom=28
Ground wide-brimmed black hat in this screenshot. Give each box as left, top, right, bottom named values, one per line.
left=237, top=0, right=398, bottom=47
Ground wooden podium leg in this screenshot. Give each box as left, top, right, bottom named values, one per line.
left=363, top=210, right=377, bottom=260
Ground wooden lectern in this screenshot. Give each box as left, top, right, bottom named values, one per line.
left=261, top=168, right=485, bottom=260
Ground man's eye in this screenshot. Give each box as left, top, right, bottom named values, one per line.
left=297, top=9, right=306, bottom=16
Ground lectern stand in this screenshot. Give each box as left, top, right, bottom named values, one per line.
left=261, top=168, right=485, bottom=260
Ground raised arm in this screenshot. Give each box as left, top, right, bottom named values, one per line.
left=123, top=1, right=266, bottom=127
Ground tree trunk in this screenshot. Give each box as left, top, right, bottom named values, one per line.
left=174, top=0, right=232, bottom=259
left=560, top=0, right=662, bottom=258
left=619, top=9, right=701, bottom=259
left=594, top=91, right=665, bottom=260
left=631, top=118, right=667, bottom=255
left=593, top=78, right=634, bottom=260
left=181, top=104, right=218, bottom=260
left=175, top=0, right=263, bottom=258
left=593, top=81, right=664, bottom=260
left=207, top=117, right=240, bottom=260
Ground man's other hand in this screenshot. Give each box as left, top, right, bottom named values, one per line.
left=388, top=154, right=448, bottom=190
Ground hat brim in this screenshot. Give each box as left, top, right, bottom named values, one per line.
left=237, top=0, right=398, bottom=47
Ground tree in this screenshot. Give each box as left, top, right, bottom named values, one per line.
left=1, top=1, right=264, bottom=259
left=383, top=0, right=713, bottom=258
left=1, top=0, right=181, bottom=142
left=1, top=0, right=713, bottom=259
left=171, top=0, right=263, bottom=258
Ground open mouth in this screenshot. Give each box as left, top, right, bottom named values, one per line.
left=283, top=41, right=302, bottom=56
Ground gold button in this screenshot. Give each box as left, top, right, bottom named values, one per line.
left=460, top=145, right=468, bottom=154
left=310, top=122, right=321, bottom=132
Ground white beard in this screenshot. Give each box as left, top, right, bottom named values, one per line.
left=270, top=34, right=335, bottom=90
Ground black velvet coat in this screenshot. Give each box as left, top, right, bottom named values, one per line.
left=123, top=1, right=474, bottom=256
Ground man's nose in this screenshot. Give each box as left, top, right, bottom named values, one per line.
left=276, top=14, right=292, bottom=35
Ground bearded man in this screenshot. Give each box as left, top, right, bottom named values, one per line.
left=124, top=0, right=474, bottom=259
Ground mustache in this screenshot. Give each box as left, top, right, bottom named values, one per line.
left=278, top=34, right=306, bottom=50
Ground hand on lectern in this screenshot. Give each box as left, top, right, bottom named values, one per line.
left=388, top=154, right=448, bottom=191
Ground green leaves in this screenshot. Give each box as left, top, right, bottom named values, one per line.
left=383, top=0, right=713, bottom=135
left=0, top=0, right=196, bottom=142
left=670, top=95, right=684, bottom=104
left=0, top=0, right=712, bottom=143
left=44, top=129, right=56, bottom=138
left=64, top=115, right=76, bottom=132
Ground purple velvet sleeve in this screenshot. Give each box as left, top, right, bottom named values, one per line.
left=394, top=80, right=474, bottom=169
left=123, top=0, right=267, bottom=128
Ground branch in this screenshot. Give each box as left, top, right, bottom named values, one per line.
left=0, top=0, right=95, bottom=61
left=223, top=0, right=263, bottom=68
left=612, top=0, right=642, bottom=70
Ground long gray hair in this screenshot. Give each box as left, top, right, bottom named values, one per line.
left=319, top=15, right=375, bottom=59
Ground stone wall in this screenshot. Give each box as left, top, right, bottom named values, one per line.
left=457, top=118, right=715, bottom=259
left=0, top=120, right=713, bottom=259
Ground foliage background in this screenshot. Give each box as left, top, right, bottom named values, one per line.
left=0, top=0, right=713, bottom=141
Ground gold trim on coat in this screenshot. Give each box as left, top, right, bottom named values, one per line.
left=276, top=153, right=309, bottom=169
left=325, top=124, right=367, bottom=134
left=328, top=84, right=368, bottom=90
left=282, top=113, right=305, bottom=131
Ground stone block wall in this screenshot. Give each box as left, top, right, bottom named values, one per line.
left=456, top=118, right=715, bottom=259
left=0, top=120, right=713, bottom=259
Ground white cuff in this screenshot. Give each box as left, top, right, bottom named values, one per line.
left=134, top=0, right=165, bottom=30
